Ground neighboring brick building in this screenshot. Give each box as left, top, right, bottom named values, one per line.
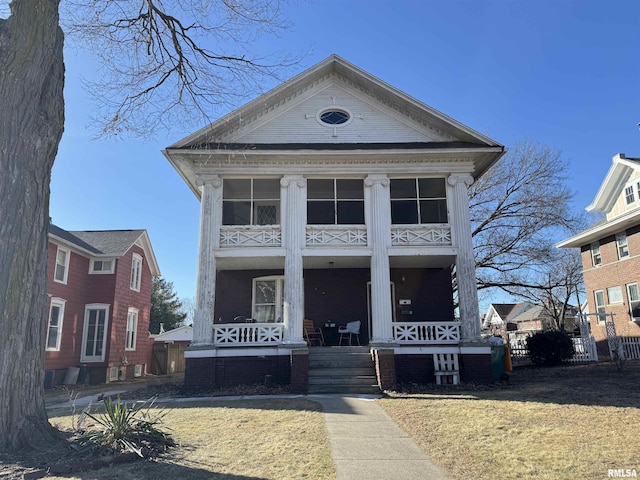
left=559, top=153, right=640, bottom=356
left=45, top=224, right=160, bottom=385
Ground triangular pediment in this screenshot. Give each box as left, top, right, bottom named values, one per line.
left=588, top=153, right=640, bottom=214
left=169, top=55, right=501, bottom=149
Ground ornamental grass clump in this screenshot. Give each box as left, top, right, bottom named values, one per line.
left=80, top=395, right=174, bottom=457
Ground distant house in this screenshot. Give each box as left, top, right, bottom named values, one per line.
left=558, top=153, right=640, bottom=357
left=483, top=302, right=578, bottom=342
left=162, top=54, right=505, bottom=390
left=151, top=325, right=192, bottom=375
left=45, top=224, right=160, bottom=385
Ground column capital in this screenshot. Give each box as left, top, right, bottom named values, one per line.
left=447, top=173, right=474, bottom=187
left=195, top=175, right=222, bottom=188
left=365, top=174, right=390, bottom=187
left=281, top=175, right=306, bottom=188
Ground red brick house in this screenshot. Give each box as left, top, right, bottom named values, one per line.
left=45, top=224, right=160, bottom=385
left=558, top=153, right=640, bottom=357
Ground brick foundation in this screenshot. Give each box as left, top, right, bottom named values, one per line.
left=184, top=355, right=291, bottom=388
left=289, top=349, right=309, bottom=394
left=373, top=348, right=396, bottom=390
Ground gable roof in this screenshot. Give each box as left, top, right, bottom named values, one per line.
left=558, top=153, right=640, bottom=248
left=48, top=224, right=161, bottom=276
left=163, top=54, right=504, bottom=198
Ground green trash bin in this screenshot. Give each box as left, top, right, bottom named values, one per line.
left=491, top=344, right=506, bottom=381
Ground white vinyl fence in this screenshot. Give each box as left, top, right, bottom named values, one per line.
left=621, top=336, right=640, bottom=360
left=509, top=336, right=598, bottom=367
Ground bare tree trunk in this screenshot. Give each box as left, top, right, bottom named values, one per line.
left=0, top=0, right=64, bottom=451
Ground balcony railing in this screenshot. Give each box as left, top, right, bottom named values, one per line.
left=219, top=226, right=282, bottom=247
left=393, top=321, right=460, bottom=344
left=212, top=323, right=284, bottom=346
left=306, top=225, right=367, bottom=246
left=390, top=225, right=451, bottom=246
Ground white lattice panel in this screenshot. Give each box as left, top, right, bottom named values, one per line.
left=393, top=322, right=460, bottom=344
left=391, top=226, right=451, bottom=246
left=306, top=226, right=367, bottom=246
left=220, top=226, right=282, bottom=247
left=213, top=324, right=284, bottom=346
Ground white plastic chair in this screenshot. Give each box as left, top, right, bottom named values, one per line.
left=433, top=353, right=460, bottom=385
left=338, top=321, right=361, bottom=346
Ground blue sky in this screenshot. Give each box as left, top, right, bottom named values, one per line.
left=49, top=1, right=640, bottom=310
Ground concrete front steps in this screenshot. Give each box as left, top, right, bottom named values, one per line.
left=308, top=346, right=380, bottom=394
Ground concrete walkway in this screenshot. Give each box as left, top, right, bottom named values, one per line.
left=314, top=395, right=449, bottom=480
left=46, top=384, right=449, bottom=479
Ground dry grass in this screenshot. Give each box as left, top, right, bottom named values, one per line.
left=48, top=398, right=335, bottom=480
left=378, top=361, right=640, bottom=480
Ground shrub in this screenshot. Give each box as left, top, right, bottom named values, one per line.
left=80, top=395, right=174, bottom=457
left=526, top=330, right=575, bottom=366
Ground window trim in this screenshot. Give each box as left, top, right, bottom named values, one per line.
left=590, top=242, right=602, bottom=267
left=594, top=290, right=606, bottom=324
left=616, top=232, right=630, bottom=259
left=81, top=304, right=110, bottom=363
left=607, top=285, right=623, bottom=305
left=627, top=283, right=640, bottom=322
left=54, top=246, right=70, bottom=284
left=251, top=275, right=284, bottom=323
left=46, top=297, right=66, bottom=351
left=130, top=253, right=143, bottom=292
left=90, top=258, right=115, bottom=274
left=125, top=307, right=139, bottom=351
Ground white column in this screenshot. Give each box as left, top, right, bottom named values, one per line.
left=448, top=173, right=481, bottom=342
left=281, top=175, right=306, bottom=345
left=365, top=174, right=394, bottom=344
left=192, top=176, right=222, bottom=346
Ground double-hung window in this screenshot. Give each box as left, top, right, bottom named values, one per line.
left=223, top=178, right=281, bottom=225
left=81, top=304, right=109, bottom=362
left=307, top=179, right=364, bottom=224
left=126, top=308, right=138, bottom=350
left=594, top=290, right=606, bottom=324
left=252, top=276, right=284, bottom=323
left=627, top=283, right=640, bottom=322
left=590, top=243, right=602, bottom=267
left=625, top=185, right=636, bottom=204
left=616, top=232, right=629, bottom=259
left=130, top=254, right=142, bottom=291
left=46, top=298, right=66, bottom=351
left=54, top=246, right=69, bottom=284
left=390, top=178, right=448, bottom=224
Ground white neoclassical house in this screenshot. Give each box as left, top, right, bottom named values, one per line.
left=163, top=55, right=505, bottom=390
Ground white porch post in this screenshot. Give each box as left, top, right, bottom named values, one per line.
left=448, top=173, right=481, bottom=342
left=192, top=176, right=222, bottom=346
left=365, top=174, right=394, bottom=344
left=281, top=175, right=306, bottom=345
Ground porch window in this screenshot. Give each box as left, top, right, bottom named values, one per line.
left=627, top=283, right=640, bottom=322
left=390, top=178, right=447, bottom=224
left=307, top=179, right=364, bottom=224
left=54, top=246, right=69, bottom=284
left=126, top=307, right=138, bottom=351
left=223, top=178, right=280, bottom=225
left=616, top=232, right=629, bottom=259
left=252, top=276, right=284, bottom=322
left=590, top=243, right=602, bottom=267
left=594, top=290, right=606, bottom=324
left=81, top=304, right=110, bottom=362
left=46, top=298, right=66, bottom=351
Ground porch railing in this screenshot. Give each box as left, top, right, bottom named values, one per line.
left=219, top=225, right=282, bottom=247
left=390, top=225, right=451, bottom=246
left=212, top=323, right=284, bottom=346
left=393, top=321, right=460, bottom=344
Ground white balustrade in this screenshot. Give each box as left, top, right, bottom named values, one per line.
left=306, top=225, right=367, bottom=246
left=391, top=225, right=451, bottom=246
left=212, top=323, right=284, bottom=346
left=219, top=226, right=282, bottom=247
left=393, top=322, right=460, bottom=344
